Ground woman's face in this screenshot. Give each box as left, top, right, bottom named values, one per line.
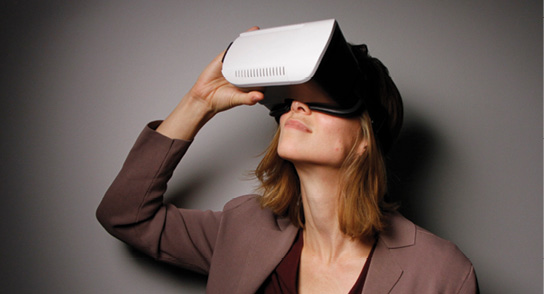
left=277, top=83, right=365, bottom=168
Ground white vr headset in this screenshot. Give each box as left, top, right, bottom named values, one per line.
left=221, top=19, right=367, bottom=118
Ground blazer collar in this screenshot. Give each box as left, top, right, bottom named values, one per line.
left=236, top=212, right=416, bottom=294
left=276, top=213, right=294, bottom=231
left=263, top=212, right=416, bottom=294
left=208, top=207, right=415, bottom=294
left=362, top=212, right=416, bottom=293
left=380, top=212, right=417, bottom=248
left=236, top=215, right=298, bottom=293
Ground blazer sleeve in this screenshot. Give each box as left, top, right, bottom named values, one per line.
left=457, top=265, right=480, bottom=294
left=96, top=121, right=221, bottom=275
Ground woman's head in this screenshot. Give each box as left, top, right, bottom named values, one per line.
left=266, top=44, right=403, bottom=154
left=255, top=44, right=402, bottom=240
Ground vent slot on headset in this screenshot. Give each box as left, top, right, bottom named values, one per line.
left=235, top=66, right=286, bottom=78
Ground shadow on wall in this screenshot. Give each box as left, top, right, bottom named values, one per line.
left=123, top=244, right=208, bottom=289
left=386, top=113, right=439, bottom=227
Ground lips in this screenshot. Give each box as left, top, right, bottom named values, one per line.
left=284, top=119, right=312, bottom=133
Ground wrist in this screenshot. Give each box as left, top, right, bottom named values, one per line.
left=156, top=94, right=216, bottom=140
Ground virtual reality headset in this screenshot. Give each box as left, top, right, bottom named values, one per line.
left=221, top=19, right=367, bottom=119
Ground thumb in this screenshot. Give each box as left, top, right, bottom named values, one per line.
left=230, top=90, right=264, bottom=107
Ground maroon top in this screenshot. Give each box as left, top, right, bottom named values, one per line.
left=257, top=230, right=377, bottom=294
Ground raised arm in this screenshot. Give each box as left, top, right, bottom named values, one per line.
left=96, top=31, right=263, bottom=273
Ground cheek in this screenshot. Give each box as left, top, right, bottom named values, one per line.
left=328, top=124, right=360, bottom=154
left=331, top=138, right=352, bottom=155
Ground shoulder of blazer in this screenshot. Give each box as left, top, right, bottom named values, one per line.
left=366, top=214, right=476, bottom=293
left=223, top=194, right=261, bottom=211
left=221, top=194, right=292, bottom=231
left=379, top=212, right=474, bottom=280
left=381, top=212, right=471, bottom=259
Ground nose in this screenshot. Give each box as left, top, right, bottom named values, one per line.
left=290, top=100, right=311, bottom=114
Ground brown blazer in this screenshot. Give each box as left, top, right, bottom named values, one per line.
left=97, top=122, right=478, bottom=293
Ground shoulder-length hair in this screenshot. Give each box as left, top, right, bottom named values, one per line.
left=254, top=44, right=403, bottom=241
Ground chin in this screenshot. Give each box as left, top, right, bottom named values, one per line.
left=277, top=146, right=296, bottom=161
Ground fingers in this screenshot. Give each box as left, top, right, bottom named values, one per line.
left=199, top=26, right=263, bottom=110
left=246, top=26, right=260, bottom=32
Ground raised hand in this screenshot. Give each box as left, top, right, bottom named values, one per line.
left=157, top=27, right=264, bottom=140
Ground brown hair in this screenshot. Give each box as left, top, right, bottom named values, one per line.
left=254, top=45, right=403, bottom=240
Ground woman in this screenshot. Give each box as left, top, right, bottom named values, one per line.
left=97, top=27, right=478, bottom=293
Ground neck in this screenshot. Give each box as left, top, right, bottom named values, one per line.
left=294, top=163, right=372, bottom=262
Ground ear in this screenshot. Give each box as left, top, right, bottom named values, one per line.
left=356, top=138, right=368, bottom=156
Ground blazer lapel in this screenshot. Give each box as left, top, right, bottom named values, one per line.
left=362, top=239, right=403, bottom=293
left=207, top=206, right=298, bottom=294
left=362, top=212, right=417, bottom=293
left=236, top=216, right=298, bottom=293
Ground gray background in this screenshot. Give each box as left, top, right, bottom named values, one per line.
left=1, top=1, right=541, bottom=293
